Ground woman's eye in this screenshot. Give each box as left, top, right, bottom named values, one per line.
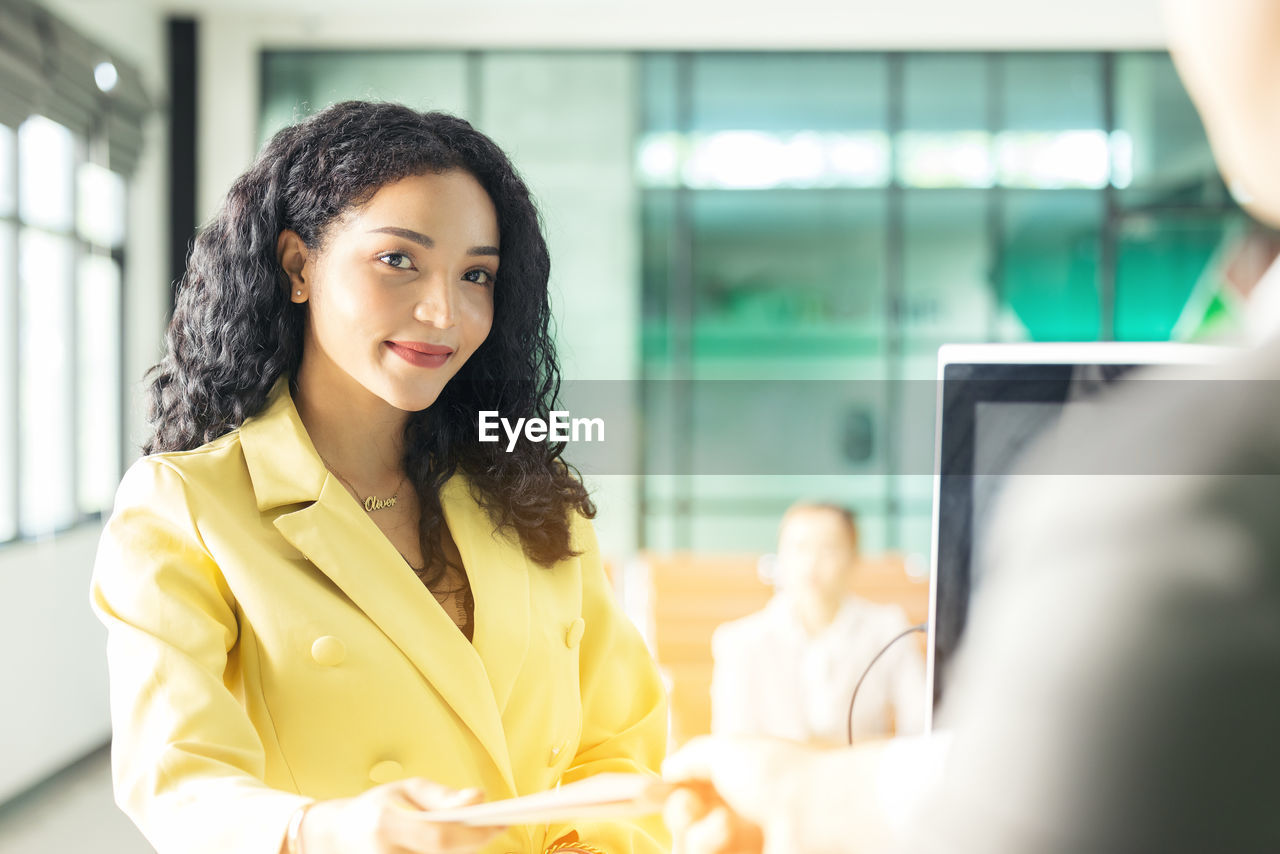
left=464, top=269, right=495, bottom=286
left=378, top=252, right=414, bottom=270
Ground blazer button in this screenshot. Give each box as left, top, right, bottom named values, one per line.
left=369, top=760, right=404, bottom=784
left=311, top=635, right=346, bottom=667
left=564, top=618, right=585, bottom=649
left=548, top=738, right=569, bottom=765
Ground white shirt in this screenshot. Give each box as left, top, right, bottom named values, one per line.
left=711, top=594, right=927, bottom=745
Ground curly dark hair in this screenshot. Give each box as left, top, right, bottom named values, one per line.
left=145, top=100, right=594, bottom=572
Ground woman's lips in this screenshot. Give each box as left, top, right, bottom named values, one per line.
left=387, top=341, right=453, bottom=368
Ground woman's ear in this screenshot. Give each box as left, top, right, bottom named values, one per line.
left=277, top=229, right=310, bottom=302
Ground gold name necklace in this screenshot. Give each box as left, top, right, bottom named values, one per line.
left=323, top=461, right=406, bottom=513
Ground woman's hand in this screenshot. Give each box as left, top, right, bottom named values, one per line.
left=295, top=778, right=502, bottom=854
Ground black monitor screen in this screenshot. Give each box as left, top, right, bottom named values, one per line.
left=930, top=361, right=1140, bottom=712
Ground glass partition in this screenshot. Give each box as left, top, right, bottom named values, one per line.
left=260, top=49, right=1234, bottom=561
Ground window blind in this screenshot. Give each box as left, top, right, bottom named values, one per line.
left=0, top=0, right=151, bottom=175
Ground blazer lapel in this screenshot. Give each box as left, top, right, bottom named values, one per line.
left=440, top=475, right=531, bottom=716
left=241, top=381, right=518, bottom=794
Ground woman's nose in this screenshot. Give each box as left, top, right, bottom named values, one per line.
left=413, top=275, right=455, bottom=328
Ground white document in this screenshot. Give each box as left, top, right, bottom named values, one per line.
left=406, top=773, right=673, bottom=827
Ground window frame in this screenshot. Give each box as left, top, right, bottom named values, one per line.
left=0, top=114, right=128, bottom=547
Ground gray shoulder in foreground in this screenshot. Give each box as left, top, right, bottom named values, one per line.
left=926, top=342, right=1280, bottom=853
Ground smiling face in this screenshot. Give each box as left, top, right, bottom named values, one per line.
left=281, top=169, right=499, bottom=414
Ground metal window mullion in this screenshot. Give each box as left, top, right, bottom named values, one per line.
left=465, top=50, right=483, bottom=126
left=884, top=52, right=904, bottom=550
left=4, top=129, right=16, bottom=542
left=987, top=53, right=1006, bottom=344
left=114, top=234, right=127, bottom=500
left=635, top=52, right=652, bottom=552
left=68, top=135, right=83, bottom=525
left=1100, top=52, right=1118, bottom=342
left=672, top=52, right=694, bottom=551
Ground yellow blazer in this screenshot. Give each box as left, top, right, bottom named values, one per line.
left=90, top=381, right=670, bottom=854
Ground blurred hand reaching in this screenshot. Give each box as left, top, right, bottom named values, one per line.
left=662, top=736, right=821, bottom=854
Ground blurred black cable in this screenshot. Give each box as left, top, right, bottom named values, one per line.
left=847, top=623, right=928, bottom=746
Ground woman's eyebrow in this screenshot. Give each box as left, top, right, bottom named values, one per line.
left=367, top=226, right=499, bottom=257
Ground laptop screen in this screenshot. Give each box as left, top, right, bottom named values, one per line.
left=925, top=342, right=1228, bottom=729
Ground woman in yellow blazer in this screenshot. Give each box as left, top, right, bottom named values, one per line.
left=91, top=102, right=669, bottom=854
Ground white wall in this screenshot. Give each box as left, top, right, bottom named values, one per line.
left=2, top=0, right=169, bottom=804
left=0, top=526, right=111, bottom=803
left=175, top=0, right=1170, bottom=52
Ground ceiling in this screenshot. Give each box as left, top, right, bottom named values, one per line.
left=55, top=0, right=1171, bottom=51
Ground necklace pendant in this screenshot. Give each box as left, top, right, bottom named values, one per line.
left=364, top=495, right=396, bottom=512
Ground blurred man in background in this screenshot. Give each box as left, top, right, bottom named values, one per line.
left=711, top=503, right=925, bottom=746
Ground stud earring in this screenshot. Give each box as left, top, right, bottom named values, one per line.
left=295, top=290, right=302, bottom=296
